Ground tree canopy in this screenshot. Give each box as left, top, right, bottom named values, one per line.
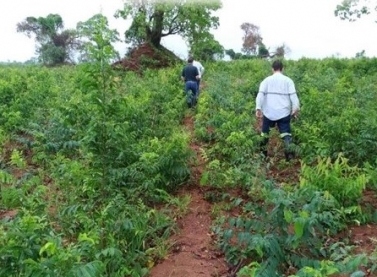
left=115, top=0, right=224, bottom=60
left=241, top=22, right=263, bottom=55
left=16, top=14, right=79, bottom=65
left=335, top=0, right=374, bottom=21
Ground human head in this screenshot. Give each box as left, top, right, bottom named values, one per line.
left=187, top=56, right=194, bottom=63
left=272, top=60, right=284, bottom=72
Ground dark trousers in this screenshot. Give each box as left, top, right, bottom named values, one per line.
left=260, top=114, right=293, bottom=160
left=197, top=79, right=201, bottom=96
left=185, top=81, right=198, bottom=108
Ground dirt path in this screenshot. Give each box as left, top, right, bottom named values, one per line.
left=148, top=114, right=229, bottom=277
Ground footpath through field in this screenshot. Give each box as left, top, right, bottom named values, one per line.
left=148, top=112, right=229, bottom=277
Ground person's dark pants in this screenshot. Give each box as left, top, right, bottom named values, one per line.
left=185, top=81, right=198, bottom=108
left=260, top=114, right=294, bottom=160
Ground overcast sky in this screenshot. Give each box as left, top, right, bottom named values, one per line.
left=1, top=0, right=376, bottom=62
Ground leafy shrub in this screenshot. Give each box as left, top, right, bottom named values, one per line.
left=300, top=154, right=367, bottom=208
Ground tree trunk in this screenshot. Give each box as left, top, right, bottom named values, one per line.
left=147, top=10, right=164, bottom=47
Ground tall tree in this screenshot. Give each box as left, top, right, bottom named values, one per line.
left=16, top=14, right=79, bottom=65
left=115, top=0, right=223, bottom=54
left=240, top=22, right=263, bottom=55
left=335, top=0, right=373, bottom=21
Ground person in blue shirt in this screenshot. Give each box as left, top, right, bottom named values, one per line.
left=181, top=56, right=199, bottom=108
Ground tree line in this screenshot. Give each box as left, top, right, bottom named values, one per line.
left=16, top=0, right=375, bottom=66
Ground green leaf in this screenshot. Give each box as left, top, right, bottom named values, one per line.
left=284, top=209, right=293, bottom=223
left=200, top=171, right=209, bottom=185
left=294, top=221, right=304, bottom=238
left=350, top=271, right=366, bottom=277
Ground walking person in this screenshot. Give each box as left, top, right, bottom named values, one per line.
left=181, top=56, right=199, bottom=108
left=255, top=60, right=300, bottom=161
left=193, top=58, right=205, bottom=96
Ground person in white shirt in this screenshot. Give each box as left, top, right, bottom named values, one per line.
left=192, top=58, right=205, bottom=96
left=255, top=60, right=300, bottom=161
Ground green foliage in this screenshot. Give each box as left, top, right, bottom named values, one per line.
left=292, top=58, right=377, bottom=165
left=194, top=60, right=268, bottom=189
left=2, top=51, right=377, bottom=277
left=38, top=44, right=67, bottom=66
left=0, top=10, right=193, bottom=277
left=189, top=32, right=224, bottom=61
left=0, top=67, right=187, bottom=276
left=258, top=42, right=270, bottom=58
left=300, top=154, right=367, bottom=208
left=76, top=14, right=120, bottom=63
left=287, top=260, right=340, bottom=277
left=1, top=186, right=22, bottom=208
left=16, top=14, right=79, bottom=65
left=335, top=0, right=372, bottom=22
left=214, top=184, right=350, bottom=276
left=213, top=180, right=375, bottom=276
left=115, top=0, right=223, bottom=53
left=195, top=58, right=377, bottom=276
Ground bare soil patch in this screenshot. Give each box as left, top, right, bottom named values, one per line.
left=112, top=43, right=181, bottom=73
left=148, top=112, right=229, bottom=277
left=0, top=209, right=17, bottom=220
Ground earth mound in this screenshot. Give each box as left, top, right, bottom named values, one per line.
left=113, top=43, right=182, bottom=73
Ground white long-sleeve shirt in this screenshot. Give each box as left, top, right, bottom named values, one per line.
left=193, top=60, right=205, bottom=78
left=256, top=72, right=300, bottom=121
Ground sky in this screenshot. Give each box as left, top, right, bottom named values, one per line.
left=1, top=0, right=377, bottom=62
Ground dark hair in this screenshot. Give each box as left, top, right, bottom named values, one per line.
left=187, top=56, right=194, bottom=63
left=272, top=60, right=283, bottom=71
